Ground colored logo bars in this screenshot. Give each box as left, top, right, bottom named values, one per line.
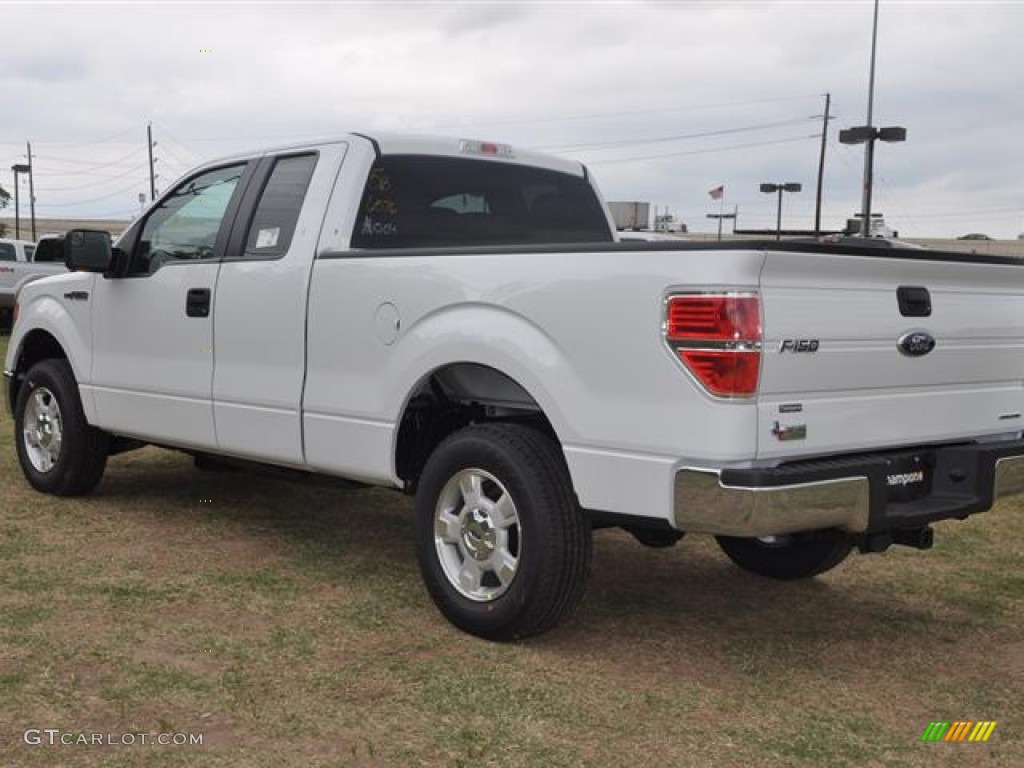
left=920, top=721, right=997, bottom=742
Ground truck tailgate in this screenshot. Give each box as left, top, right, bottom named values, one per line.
left=758, top=249, right=1024, bottom=460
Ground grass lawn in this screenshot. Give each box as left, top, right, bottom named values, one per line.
left=0, top=332, right=1021, bottom=766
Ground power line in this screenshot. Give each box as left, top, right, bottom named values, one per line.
left=0, top=125, right=140, bottom=149
left=30, top=148, right=149, bottom=177
left=34, top=177, right=150, bottom=208
left=584, top=134, right=819, bottom=166
left=440, top=92, right=825, bottom=130
left=535, top=117, right=816, bottom=153
left=33, top=163, right=151, bottom=192
left=150, top=123, right=211, bottom=163
left=155, top=142, right=201, bottom=177
left=33, top=147, right=146, bottom=167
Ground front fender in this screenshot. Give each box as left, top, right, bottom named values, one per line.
left=7, top=275, right=96, bottom=419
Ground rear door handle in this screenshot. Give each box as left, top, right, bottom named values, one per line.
left=186, top=288, right=211, bottom=318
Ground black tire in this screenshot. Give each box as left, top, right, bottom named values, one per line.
left=415, top=423, right=591, bottom=641
left=715, top=531, right=852, bottom=580
left=14, top=358, right=110, bottom=495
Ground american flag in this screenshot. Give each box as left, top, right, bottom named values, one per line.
left=708, top=185, right=724, bottom=200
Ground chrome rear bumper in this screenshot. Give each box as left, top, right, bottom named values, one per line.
left=675, top=442, right=1024, bottom=538
left=675, top=471, right=870, bottom=537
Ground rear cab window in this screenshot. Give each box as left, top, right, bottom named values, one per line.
left=240, top=153, right=318, bottom=259
left=350, top=156, right=612, bottom=249
left=0, top=243, right=15, bottom=261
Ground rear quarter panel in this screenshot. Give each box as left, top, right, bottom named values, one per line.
left=303, top=247, right=767, bottom=508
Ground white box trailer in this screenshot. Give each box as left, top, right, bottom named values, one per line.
left=608, top=201, right=650, bottom=230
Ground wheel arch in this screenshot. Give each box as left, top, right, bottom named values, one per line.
left=394, top=360, right=564, bottom=492
left=9, top=329, right=72, bottom=412
left=383, top=303, right=582, bottom=492
left=7, top=291, right=93, bottom=418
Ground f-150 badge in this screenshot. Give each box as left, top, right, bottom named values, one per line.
left=779, top=339, right=819, bottom=353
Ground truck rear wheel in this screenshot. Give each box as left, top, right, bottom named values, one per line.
left=415, top=423, right=591, bottom=641
left=715, top=531, right=852, bottom=580
left=14, top=359, right=110, bottom=496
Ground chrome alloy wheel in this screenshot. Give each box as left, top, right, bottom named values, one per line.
left=23, top=386, right=64, bottom=473
left=433, top=468, right=522, bottom=602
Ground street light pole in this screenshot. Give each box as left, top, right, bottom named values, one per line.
left=10, top=163, right=30, bottom=240
left=12, top=170, right=20, bottom=240
left=774, top=188, right=783, bottom=238
left=26, top=142, right=36, bottom=241
left=839, top=0, right=906, bottom=238
left=760, top=183, right=802, bottom=240
left=861, top=0, right=880, bottom=236
left=706, top=211, right=736, bottom=241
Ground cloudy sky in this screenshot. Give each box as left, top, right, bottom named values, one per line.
left=2, top=0, right=1022, bottom=238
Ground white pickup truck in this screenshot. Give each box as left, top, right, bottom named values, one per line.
left=5, top=133, right=1024, bottom=640
left=0, top=235, right=68, bottom=312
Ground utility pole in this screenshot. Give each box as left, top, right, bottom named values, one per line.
left=26, top=142, right=36, bottom=240
left=147, top=122, right=157, bottom=201
left=814, top=93, right=831, bottom=236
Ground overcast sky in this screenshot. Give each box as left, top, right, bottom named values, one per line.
left=2, top=0, right=1022, bottom=238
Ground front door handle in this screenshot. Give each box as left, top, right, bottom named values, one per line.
left=186, top=288, right=211, bottom=318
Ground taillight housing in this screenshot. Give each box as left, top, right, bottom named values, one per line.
left=664, top=293, right=762, bottom=398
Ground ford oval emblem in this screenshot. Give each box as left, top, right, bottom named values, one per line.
left=898, top=331, right=936, bottom=357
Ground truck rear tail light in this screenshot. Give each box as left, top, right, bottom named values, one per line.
left=667, top=295, right=760, bottom=340
left=665, top=293, right=762, bottom=398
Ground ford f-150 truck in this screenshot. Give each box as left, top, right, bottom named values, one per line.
left=5, top=133, right=1024, bottom=640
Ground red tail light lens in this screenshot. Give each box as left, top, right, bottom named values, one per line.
left=667, top=295, right=761, bottom=341
left=665, top=293, right=761, bottom=398
left=679, top=350, right=760, bottom=397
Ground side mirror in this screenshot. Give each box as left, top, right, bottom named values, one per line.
left=64, top=229, right=112, bottom=272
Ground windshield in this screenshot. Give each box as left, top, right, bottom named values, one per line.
left=350, top=156, right=612, bottom=249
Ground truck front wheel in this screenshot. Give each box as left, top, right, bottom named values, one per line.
left=14, top=359, right=110, bottom=495
left=415, top=423, right=591, bottom=641
left=715, top=531, right=852, bottom=580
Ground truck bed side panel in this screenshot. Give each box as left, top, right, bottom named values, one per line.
left=302, top=249, right=767, bottom=512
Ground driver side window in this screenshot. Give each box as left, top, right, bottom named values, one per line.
left=130, top=164, right=245, bottom=275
